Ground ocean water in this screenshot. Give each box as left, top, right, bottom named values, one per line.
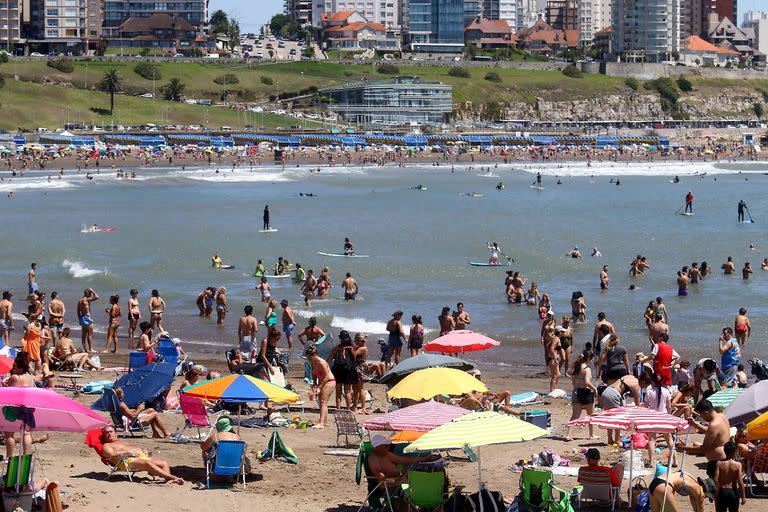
left=2, top=159, right=768, bottom=369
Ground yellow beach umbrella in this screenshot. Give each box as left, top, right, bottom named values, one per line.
left=747, top=410, right=768, bottom=441
left=386, top=367, right=487, bottom=401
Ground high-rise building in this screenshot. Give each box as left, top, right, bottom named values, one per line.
left=403, top=0, right=465, bottom=50
left=578, top=0, right=612, bottom=44
left=483, top=0, right=523, bottom=31
left=545, top=0, right=577, bottom=30
left=102, top=0, right=208, bottom=37
left=743, top=11, right=768, bottom=55
left=284, top=0, right=315, bottom=26
left=701, top=0, right=735, bottom=33
left=0, top=0, right=26, bottom=52
left=30, top=0, right=88, bottom=47
left=612, top=0, right=681, bottom=61
left=320, top=0, right=400, bottom=28
left=464, top=0, right=482, bottom=27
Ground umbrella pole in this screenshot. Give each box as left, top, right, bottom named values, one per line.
left=477, top=446, right=484, bottom=512
left=16, top=421, right=24, bottom=493
left=237, top=404, right=242, bottom=435
left=661, top=436, right=677, bottom=512
left=627, top=425, right=634, bottom=505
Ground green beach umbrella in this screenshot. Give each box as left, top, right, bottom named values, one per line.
left=708, top=388, right=744, bottom=409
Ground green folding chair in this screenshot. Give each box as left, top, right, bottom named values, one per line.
left=3, top=454, right=34, bottom=490
left=401, top=470, right=447, bottom=510
left=520, top=467, right=580, bottom=512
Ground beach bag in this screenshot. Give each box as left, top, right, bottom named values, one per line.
left=537, top=450, right=561, bottom=467
left=632, top=432, right=649, bottom=449
left=467, top=489, right=504, bottom=512
left=634, top=490, right=650, bottom=512
left=332, top=345, right=356, bottom=374
left=630, top=477, right=648, bottom=509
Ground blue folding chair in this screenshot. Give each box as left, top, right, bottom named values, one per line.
left=129, top=352, right=148, bottom=371
left=102, top=388, right=148, bottom=438
left=205, top=440, right=247, bottom=489
left=156, top=338, right=178, bottom=365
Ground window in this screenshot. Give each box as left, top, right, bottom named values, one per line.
left=46, top=8, right=58, bottom=15
left=47, top=29, right=58, bottom=36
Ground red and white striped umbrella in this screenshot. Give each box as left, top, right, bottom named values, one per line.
left=363, top=400, right=469, bottom=432
left=566, top=405, right=688, bottom=433
left=425, top=330, right=500, bottom=354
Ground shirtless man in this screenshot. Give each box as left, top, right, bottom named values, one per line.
left=280, top=300, right=296, bottom=350
left=677, top=270, right=689, bottom=296
left=302, top=269, right=317, bottom=306
left=600, top=265, right=609, bottom=290
left=454, top=302, right=471, bottom=330
left=679, top=399, right=731, bottom=478
left=27, top=263, right=38, bottom=294
left=714, top=441, right=746, bottom=512
left=237, top=305, right=258, bottom=362
left=734, top=308, right=751, bottom=346
left=592, top=312, right=615, bottom=351
left=742, top=262, right=753, bottom=280
left=648, top=313, right=669, bottom=344
left=688, top=262, right=701, bottom=284
left=511, top=271, right=526, bottom=290
left=0, top=291, right=13, bottom=346
left=722, top=257, right=735, bottom=275
left=98, top=426, right=184, bottom=485
left=77, top=288, right=99, bottom=353
left=47, top=291, right=65, bottom=342
left=438, top=306, right=455, bottom=335
left=636, top=256, right=651, bottom=274
left=342, top=272, right=358, bottom=301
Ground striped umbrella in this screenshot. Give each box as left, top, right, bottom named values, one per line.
left=363, top=400, right=469, bottom=432
left=566, top=405, right=688, bottom=433
left=424, top=330, right=500, bottom=354
left=707, top=388, right=744, bottom=409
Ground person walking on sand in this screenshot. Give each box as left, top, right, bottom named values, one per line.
left=306, top=345, right=335, bottom=429
left=262, top=204, right=270, bottom=230
left=77, top=288, right=99, bottom=353
left=103, top=294, right=121, bottom=354
left=734, top=308, right=751, bottom=346
left=280, top=300, right=295, bottom=350
left=47, top=291, right=65, bottom=343
left=0, top=291, right=13, bottom=346
left=685, top=191, right=693, bottom=213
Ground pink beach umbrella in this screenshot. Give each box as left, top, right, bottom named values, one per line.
left=0, top=387, right=108, bottom=432
left=425, top=330, right=500, bottom=354
left=363, top=400, right=469, bottom=432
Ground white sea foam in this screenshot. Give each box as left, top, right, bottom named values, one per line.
left=167, top=169, right=294, bottom=183
left=513, top=160, right=762, bottom=177
left=329, top=316, right=434, bottom=335
left=62, top=259, right=108, bottom=278
left=0, top=179, right=77, bottom=192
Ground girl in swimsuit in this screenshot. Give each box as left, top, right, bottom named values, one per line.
left=103, top=294, right=121, bottom=354
left=306, top=345, right=336, bottom=428
left=149, top=289, right=165, bottom=332
left=128, top=289, right=140, bottom=342
left=215, top=287, right=227, bottom=325
left=539, top=293, right=552, bottom=320
left=386, top=311, right=406, bottom=366
left=408, top=315, right=424, bottom=357
left=264, top=300, right=278, bottom=328
left=256, top=277, right=270, bottom=303
left=565, top=355, right=598, bottom=441
left=525, top=282, right=540, bottom=306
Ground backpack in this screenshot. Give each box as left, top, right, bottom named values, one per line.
left=332, top=344, right=356, bottom=373
left=467, top=489, right=504, bottom=512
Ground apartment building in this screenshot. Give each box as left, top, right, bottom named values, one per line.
left=102, top=0, right=208, bottom=37
left=612, top=0, right=681, bottom=62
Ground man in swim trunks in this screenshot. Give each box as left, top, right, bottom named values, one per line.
left=77, top=288, right=99, bottom=353
left=592, top=312, right=615, bottom=354
left=302, top=270, right=317, bottom=306
left=734, top=308, right=751, bottom=346
left=600, top=265, right=609, bottom=290
left=678, top=399, right=730, bottom=478
left=280, top=300, right=295, bottom=350
left=738, top=200, right=746, bottom=223
left=742, top=262, right=752, bottom=280
left=0, top=291, right=13, bottom=346
left=237, top=305, right=258, bottom=361
left=342, top=272, right=358, bottom=301
left=685, top=191, right=693, bottom=213
left=648, top=313, right=669, bottom=344
left=98, top=426, right=184, bottom=485
left=677, top=271, right=689, bottom=296
left=27, top=263, right=38, bottom=294
left=47, top=291, right=65, bottom=342
left=454, top=302, right=471, bottom=330
left=722, top=257, right=735, bottom=275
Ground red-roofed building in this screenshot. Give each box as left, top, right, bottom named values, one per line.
left=464, top=17, right=514, bottom=48
left=321, top=12, right=400, bottom=50
left=516, top=17, right=579, bottom=53
left=680, top=34, right=739, bottom=66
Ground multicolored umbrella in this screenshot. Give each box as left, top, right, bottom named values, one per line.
left=707, top=388, right=744, bottom=409
left=424, top=330, right=500, bottom=354
left=182, top=374, right=299, bottom=403
left=379, top=353, right=474, bottom=385
left=387, top=367, right=487, bottom=401
left=363, top=400, right=469, bottom=432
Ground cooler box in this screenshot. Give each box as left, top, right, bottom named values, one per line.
left=520, top=409, right=551, bottom=429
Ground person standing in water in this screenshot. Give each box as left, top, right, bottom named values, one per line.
left=262, top=205, right=270, bottom=230
left=738, top=200, right=746, bottom=223
left=684, top=191, right=693, bottom=213
left=27, top=263, right=38, bottom=294
left=600, top=265, right=610, bottom=290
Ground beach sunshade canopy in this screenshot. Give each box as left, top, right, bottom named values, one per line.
left=725, top=380, right=768, bottom=425
left=182, top=374, right=299, bottom=403
left=92, top=362, right=176, bottom=411
left=708, top=388, right=744, bottom=409
left=363, top=400, right=469, bottom=432
left=404, top=411, right=547, bottom=452
left=424, top=330, right=500, bottom=354
left=379, top=353, right=474, bottom=385
left=566, top=405, right=688, bottom=433
left=387, top=367, right=487, bottom=401
left=0, top=388, right=107, bottom=432
left=747, top=410, right=768, bottom=441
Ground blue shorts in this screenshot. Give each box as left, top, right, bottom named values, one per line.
left=79, top=315, right=93, bottom=328
left=283, top=323, right=294, bottom=336
left=677, top=289, right=688, bottom=296
left=28, top=282, right=38, bottom=294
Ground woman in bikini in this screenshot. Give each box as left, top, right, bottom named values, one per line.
left=215, top=287, right=228, bottom=325
left=540, top=312, right=560, bottom=392
left=565, top=354, right=599, bottom=441
left=408, top=315, right=424, bottom=357
left=298, top=316, right=325, bottom=345
left=306, top=345, right=336, bottom=428
left=256, top=277, right=271, bottom=303
left=386, top=311, right=406, bottom=366
left=127, top=289, right=141, bottom=343
left=570, top=291, right=587, bottom=323
left=149, top=289, right=165, bottom=332
left=103, top=294, right=121, bottom=354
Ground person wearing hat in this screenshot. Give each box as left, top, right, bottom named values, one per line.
left=368, top=435, right=431, bottom=483
left=200, top=416, right=242, bottom=464
left=0, top=291, right=13, bottom=346
left=578, top=448, right=624, bottom=489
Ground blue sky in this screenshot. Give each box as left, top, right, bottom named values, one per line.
left=210, top=0, right=283, bottom=31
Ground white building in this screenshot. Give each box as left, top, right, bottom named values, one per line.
left=322, top=0, right=400, bottom=28
left=743, top=11, right=768, bottom=55
left=579, top=0, right=611, bottom=45
left=483, top=0, right=524, bottom=31
left=612, top=0, right=680, bottom=62
left=521, top=0, right=547, bottom=27
left=0, top=0, right=26, bottom=52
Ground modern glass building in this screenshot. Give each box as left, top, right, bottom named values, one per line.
left=403, top=0, right=465, bottom=51
left=321, top=76, right=453, bottom=125
left=612, top=0, right=681, bottom=61
left=102, top=1, right=208, bottom=36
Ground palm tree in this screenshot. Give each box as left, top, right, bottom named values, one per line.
left=162, top=78, right=186, bottom=102
left=98, top=68, right=122, bottom=115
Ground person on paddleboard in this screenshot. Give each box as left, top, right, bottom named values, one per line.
left=536, top=172, right=542, bottom=187
left=211, top=253, right=223, bottom=268
left=263, top=205, right=270, bottom=230
left=343, top=238, right=355, bottom=256
left=738, top=200, right=746, bottom=223
left=488, top=242, right=501, bottom=265
left=685, top=191, right=693, bottom=214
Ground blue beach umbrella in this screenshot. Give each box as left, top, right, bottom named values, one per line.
left=91, top=362, right=177, bottom=411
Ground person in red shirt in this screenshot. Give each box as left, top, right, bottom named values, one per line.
left=685, top=191, right=694, bottom=213
left=579, top=448, right=624, bottom=488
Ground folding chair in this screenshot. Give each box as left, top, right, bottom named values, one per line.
left=102, top=388, right=148, bottom=438
left=747, top=444, right=768, bottom=497
left=47, top=346, right=70, bottom=371
left=156, top=338, right=186, bottom=373
left=520, top=467, right=580, bottom=512
left=335, top=409, right=364, bottom=447
left=269, top=368, right=305, bottom=413
left=2, top=454, right=35, bottom=511
left=577, top=468, right=620, bottom=510
left=402, top=470, right=448, bottom=510
left=356, top=440, right=395, bottom=512
left=129, top=351, right=149, bottom=371
left=178, top=391, right=215, bottom=442
left=205, top=440, right=247, bottom=489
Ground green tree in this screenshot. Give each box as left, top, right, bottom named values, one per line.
left=270, top=13, right=291, bottom=35
left=210, top=10, right=229, bottom=34
left=676, top=76, right=692, bottom=92
left=228, top=19, right=240, bottom=52
left=162, top=78, right=185, bottom=101
left=755, top=103, right=765, bottom=119
left=98, top=68, right=122, bottom=115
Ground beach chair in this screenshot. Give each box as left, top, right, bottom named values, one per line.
left=356, top=440, right=395, bottom=512
left=129, top=351, right=148, bottom=371
left=577, top=468, right=620, bottom=510
left=178, top=392, right=214, bottom=442
left=156, top=338, right=186, bottom=373
left=205, top=440, right=247, bottom=489
left=520, top=467, right=579, bottom=512
left=84, top=428, right=137, bottom=482
left=335, top=409, right=364, bottom=447
left=47, top=346, right=71, bottom=371
left=2, top=454, right=35, bottom=511
left=401, top=470, right=448, bottom=510
left=102, top=388, right=148, bottom=438
left=747, top=444, right=768, bottom=497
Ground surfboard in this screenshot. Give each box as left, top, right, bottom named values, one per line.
left=530, top=186, right=545, bottom=190
left=317, top=252, right=370, bottom=258
left=410, top=187, right=428, bottom=191
left=469, top=261, right=513, bottom=267
left=259, top=229, right=279, bottom=233
left=81, top=227, right=116, bottom=233
left=256, top=273, right=291, bottom=279
left=459, top=193, right=483, bottom=197
left=219, top=264, right=236, bottom=270
left=680, top=212, right=695, bottom=216
left=740, top=220, right=754, bottom=224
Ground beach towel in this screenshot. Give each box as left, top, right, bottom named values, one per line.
left=81, top=380, right=114, bottom=395
left=84, top=428, right=108, bottom=465
left=259, top=431, right=298, bottom=464
left=509, top=392, right=539, bottom=406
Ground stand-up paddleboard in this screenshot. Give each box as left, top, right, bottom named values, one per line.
left=317, top=252, right=370, bottom=258
left=410, top=186, right=428, bottom=191
left=680, top=212, right=695, bottom=216
left=81, top=226, right=117, bottom=233
left=218, top=264, right=236, bottom=270
left=530, top=186, right=545, bottom=190
left=469, top=261, right=513, bottom=267
left=740, top=220, right=754, bottom=224
left=459, top=193, right=483, bottom=197
left=255, top=273, right=291, bottom=279
left=259, top=228, right=279, bottom=233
